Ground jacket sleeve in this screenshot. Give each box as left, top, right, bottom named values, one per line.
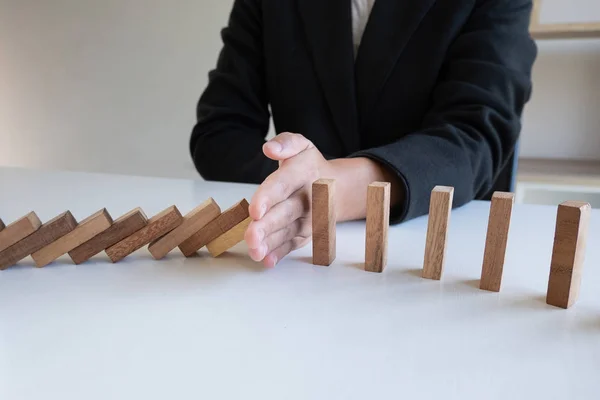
left=190, top=0, right=277, bottom=183
left=350, top=0, right=538, bottom=223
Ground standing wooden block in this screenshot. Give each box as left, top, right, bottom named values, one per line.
left=68, top=208, right=148, bottom=264
left=422, top=186, right=454, bottom=280
left=0, top=218, right=5, bottom=231
left=105, top=206, right=183, bottom=263
left=0, top=212, right=78, bottom=270
left=312, top=179, right=336, bottom=266
left=207, top=217, right=253, bottom=257
left=31, top=209, right=113, bottom=268
left=148, top=199, right=221, bottom=260
left=546, top=201, right=591, bottom=309
left=365, top=182, right=391, bottom=273
left=179, top=200, right=249, bottom=257
left=0, top=212, right=42, bottom=253
left=480, top=192, right=515, bottom=292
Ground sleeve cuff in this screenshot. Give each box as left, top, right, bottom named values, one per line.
left=347, top=150, right=411, bottom=225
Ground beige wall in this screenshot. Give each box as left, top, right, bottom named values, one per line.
left=0, top=0, right=234, bottom=179
left=0, top=0, right=599, bottom=179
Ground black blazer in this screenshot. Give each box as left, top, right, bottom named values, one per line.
left=190, top=0, right=537, bottom=223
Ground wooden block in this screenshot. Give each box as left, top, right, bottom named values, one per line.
left=68, top=208, right=148, bottom=264
left=105, top=206, right=183, bottom=263
left=148, top=199, right=221, bottom=260
left=0, top=212, right=42, bottom=253
left=422, top=186, right=454, bottom=280
left=179, top=200, right=249, bottom=257
left=365, top=182, right=390, bottom=273
left=31, top=209, right=113, bottom=268
left=546, top=201, right=591, bottom=309
left=312, top=179, right=336, bottom=266
left=0, top=218, right=5, bottom=231
left=0, top=212, right=78, bottom=271
left=207, top=217, right=252, bottom=257
left=480, top=192, right=515, bottom=292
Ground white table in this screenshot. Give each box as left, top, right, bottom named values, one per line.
left=1, top=166, right=599, bottom=400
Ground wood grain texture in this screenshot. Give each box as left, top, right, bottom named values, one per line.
left=105, top=206, right=183, bottom=263
left=206, top=217, right=252, bottom=257
left=312, top=179, right=336, bottom=266
left=0, top=212, right=78, bottom=270
left=546, top=201, right=591, bottom=309
left=422, top=186, right=454, bottom=280
left=365, top=182, right=390, bottom=273
left=0, top=212, right=42, bottom=253
left=148, top=198, right=221, bottom=260
left=178, top=199, right=249, bottom=257
left=480, top=192, right=515, bottom=292
left=68, top=208, right=148, bottom=264
left=31, top=209, right=113, bottom=268
left=0, top=218, right=5, bottom=231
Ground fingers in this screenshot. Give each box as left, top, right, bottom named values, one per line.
left=263, top=237, right=310, bottom=268
left=263, top=132, right=315, bottom=161
left=245, top=194, right=308, bottom=249
left=248, top=219, right=300, bottom=261
left=248, top=217, right=311, bottom=262
left=249, top=159, right=316, bottom=220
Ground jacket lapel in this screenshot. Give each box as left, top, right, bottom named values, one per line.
left=298, top=0, right=360, bottom=154
left=355, top=0, right=437, bottom=129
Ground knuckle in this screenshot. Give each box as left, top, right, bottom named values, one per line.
left=298, top=217, right=312, bottom=238
left=307, top=166, right=320, bottom=182
left=275, top=179, right=290, bottom=197
left=283, top=203, right=296, bottom=222
left=291, top=237, right=309, bottom=250
left=289, top=219, right=302, bottom=238
left=278, top=132, right=295, bottom=141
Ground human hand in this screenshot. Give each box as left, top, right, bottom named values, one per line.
left=244, top=132, right=332, bottom=268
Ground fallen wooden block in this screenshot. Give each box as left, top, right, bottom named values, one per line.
left=422, top=186, right=454, bottom=280
left=31, top=209, right=113, bottom=268
left=68, top=208, right=148, bottom=264
left=148, top=198, right=221, bottom=260
left=312, top=179, right=336, bottom=266
left=546, top=201, right=591, bottom=309
left=207, top=217, right=252, bottom=257
left=0, top=212, right=78, bottom=271
left=365, top=182, right=390, bottom=273
left=0, top=212, right=42, bottom=253
left=106, top=205, right=183, bottom=263
left=480, top=192, right=515, bottom=292
left=179, top=200, right=249, bottom=257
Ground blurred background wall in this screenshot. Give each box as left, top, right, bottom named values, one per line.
left=0, top=0, right=599, bottom=181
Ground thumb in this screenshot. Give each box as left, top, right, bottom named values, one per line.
left=263, top=132, right=315, bottom=161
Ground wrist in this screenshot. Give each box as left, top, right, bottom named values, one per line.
left=318, top=157, right=403, bottom=222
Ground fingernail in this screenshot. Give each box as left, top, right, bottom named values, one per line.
left=259, top=244, right=268, bottom=259
left=268, top=141, right=282, bottom=153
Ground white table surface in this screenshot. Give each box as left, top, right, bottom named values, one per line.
left=1, top=166, right=600, bottom=400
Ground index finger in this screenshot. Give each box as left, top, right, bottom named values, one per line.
left=249, top=163, right=306, bottom=220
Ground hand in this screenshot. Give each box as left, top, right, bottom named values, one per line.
left=245, top=132, right=332, bottom=268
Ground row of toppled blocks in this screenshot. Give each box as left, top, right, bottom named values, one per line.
left=0, top=198, right=252, bottom=271
left=311, top=180, right=592, bottom=310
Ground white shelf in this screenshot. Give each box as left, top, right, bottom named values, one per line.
left=516, top=158, right=600, bottom=208
left=530, top=0, right=600, bottom=40
left=517, top=158, right=600, bottom=186
left=531, top=24, right=600, bottom=40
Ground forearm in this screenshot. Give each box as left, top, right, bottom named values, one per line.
left=324, top=157, right=404, bottom=222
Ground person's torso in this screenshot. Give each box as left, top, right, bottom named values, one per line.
left=261, top=0, right=477, bottom=157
